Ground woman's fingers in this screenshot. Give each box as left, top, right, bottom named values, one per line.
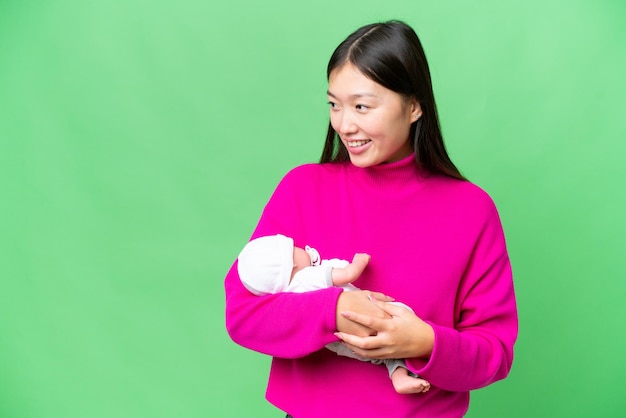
left=333, top=332, right=390, bottom=359
left=336, top=290, right=388, bottom=337
left=374, top=299, right=408, bottom=317
left=334, top=332, right=375, bottom=350
left=339, top=300, right=405, bottom=332
left=340, top=309, right=387, bottom=331
left=367, top=291, right=395, bottom=303
left=337, top=298, right=435, bottom=359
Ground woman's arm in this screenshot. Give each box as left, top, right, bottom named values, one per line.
left=225, top=167, right=393, bottom=358
left=334, top=200, right=518, bottom=392
left=225, top=262, right=343, bottom=358
left=413, top=240, right=517, bottom=392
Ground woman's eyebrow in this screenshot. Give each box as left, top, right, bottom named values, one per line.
left=327, top=90, right=379, bottom=99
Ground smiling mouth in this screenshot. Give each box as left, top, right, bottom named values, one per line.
left=347, top=140, right=371, bottom=147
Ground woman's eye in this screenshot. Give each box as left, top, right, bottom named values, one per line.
left=328, top=101, right=337, bottom=109
left=356, top=104, right=369, bottom=111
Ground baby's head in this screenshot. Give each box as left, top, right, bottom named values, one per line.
left=237, top=234, right=297, bottom=295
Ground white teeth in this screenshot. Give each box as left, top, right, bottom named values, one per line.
left=347, top=140, right=370, bottom=147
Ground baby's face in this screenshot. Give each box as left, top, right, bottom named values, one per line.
left=291, top=246, right=312, bottom=280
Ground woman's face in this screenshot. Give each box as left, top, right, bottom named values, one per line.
left=327, top=63, right=421, bottom=168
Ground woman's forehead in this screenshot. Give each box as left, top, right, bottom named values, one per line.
left=328, top=64, right=386, bottom=98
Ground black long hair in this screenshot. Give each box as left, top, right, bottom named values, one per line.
left=320, top=20, right=466, bottom=181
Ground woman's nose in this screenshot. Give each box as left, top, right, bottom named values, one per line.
left=336, top=112, right=358, bottom=135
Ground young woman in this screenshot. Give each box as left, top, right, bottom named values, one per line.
left=225, top=20, right=518, bottom=418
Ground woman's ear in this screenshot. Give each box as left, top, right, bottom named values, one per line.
left=411, top=101, right=422, bottom=121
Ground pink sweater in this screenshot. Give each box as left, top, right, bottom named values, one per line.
left=225, top=154, right=517, bottom=417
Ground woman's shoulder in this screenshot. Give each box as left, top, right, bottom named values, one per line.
left=266, top=162, right=346, bottom=202
left=286, top=161, right=345, bottom=176
left=280, top=162, right=346, bottom=184
left=427, top=175, right=499, bottom=216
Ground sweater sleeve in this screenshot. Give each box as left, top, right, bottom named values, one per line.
left=406, top=198, right=518, bottom=391
left=224, top=168, right=344, bottom=359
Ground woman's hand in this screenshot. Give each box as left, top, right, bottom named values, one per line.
left=335, top=299, right=434, bottom=360
left=336, top=291, right=393, bottom=338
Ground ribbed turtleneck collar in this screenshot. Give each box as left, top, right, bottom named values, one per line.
left=346, top=153, right=429, bottom=190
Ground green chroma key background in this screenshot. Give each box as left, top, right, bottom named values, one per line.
left=1, top=0, right=624, bottom=417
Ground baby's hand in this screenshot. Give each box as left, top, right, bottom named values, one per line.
left=352, top=253, right=371, bottom=265
left=332, top=253, right=371, bottom=286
